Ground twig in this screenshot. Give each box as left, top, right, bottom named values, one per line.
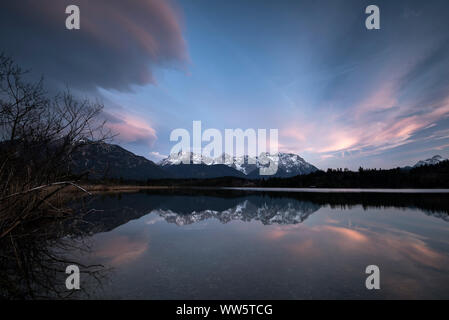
left=0, top=181, right=91, bottom=201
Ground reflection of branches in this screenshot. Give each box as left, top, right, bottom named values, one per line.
left=0, top=210, right=108, bottom=299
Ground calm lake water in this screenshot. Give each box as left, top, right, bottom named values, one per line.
left=67, top=189, right=449, bottom=299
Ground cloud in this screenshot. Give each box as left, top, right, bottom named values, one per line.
left=0, top=0, right=188, bottom=92
left=280, top=42, right=449, bottom=164
left=149, top=151, right=167, bottom=162
left=103, top=110, right=157, bottom=146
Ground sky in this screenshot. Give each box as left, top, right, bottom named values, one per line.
left=1, top=0, right=449, bottom=170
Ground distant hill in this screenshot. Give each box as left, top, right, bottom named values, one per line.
left=71, top=142, right=169, bottom=180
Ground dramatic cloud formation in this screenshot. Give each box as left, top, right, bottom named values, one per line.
left=2, top=0, right=449, bottom=167
left=0, top=0, right=188, bottom=91
left=0, top=0, right=189, bottom=152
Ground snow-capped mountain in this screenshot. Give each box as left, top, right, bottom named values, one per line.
left=159, top=151, right=318, bottom=178
left=257, top=152, right=319, bottom=177
left=413, top=155, right=448, bottom=168
left=159, top=151, right=212, bottom=166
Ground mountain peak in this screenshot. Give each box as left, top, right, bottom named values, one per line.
left=159, top=152, right=318, bottom=177
left=159, top=151, right=212, bottom=166
left=413, top=155, right=448, bottom=168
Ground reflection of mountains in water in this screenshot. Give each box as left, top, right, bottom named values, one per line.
left=72, top=190, right=449, bottom=235
left=421, top=209, right=449, bottom=222
left=154, top=198, right=320, bottom=226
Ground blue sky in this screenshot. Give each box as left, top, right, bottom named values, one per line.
left=2, top=0, right=449, bottom=169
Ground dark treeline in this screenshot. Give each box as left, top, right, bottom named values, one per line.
left=93, top=159, right=449, bottom=189
left=258, top=160, right=449, bottom=188
left=136, top=187, right=449, bottom=214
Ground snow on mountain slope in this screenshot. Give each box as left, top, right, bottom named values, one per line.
left=413, top=155, right=448, bottom=167
left=159, top=151, right=318, bottom=177
left=159, top=151, right=212, bottom=166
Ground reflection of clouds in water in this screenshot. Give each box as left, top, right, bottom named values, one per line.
left=264, top=224, right=367, bottom=252
left=263, top=217, right=449, bottom=298
left=379, top=233, right=443, bottom=268
left=94, top=235, right=148, bottom=266
left=324, top=218, right=340, bottom=224
left=266, top=222, right=446, bottom=266
left=321, top=226, right=368, bottom=243
left=78, top=193, right=449, bottom=299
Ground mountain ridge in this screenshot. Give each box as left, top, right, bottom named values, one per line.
left=413, top=155, right=448, bottom=168
left=71, top=142, right=448, bottom=182
left=159, top=151, right=319, bottom=178
left=70, top=142, right=169, bottom=180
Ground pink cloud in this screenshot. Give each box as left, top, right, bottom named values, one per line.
left=277, top=43, right=449, bottom=167
left=105, top=111, right=157, bottom=146
left=355, top=81, right=399, bottom=116
left=280, top=78, right=449, bottom=163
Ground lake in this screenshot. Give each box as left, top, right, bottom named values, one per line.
left=60, top=189, right=449, bottom=299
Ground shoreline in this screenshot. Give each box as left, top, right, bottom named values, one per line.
left=64, top=185, right=178, bottom=194
left=65, top=185, right=449, bottom=194
left=220, top=187, right=449, bottom=194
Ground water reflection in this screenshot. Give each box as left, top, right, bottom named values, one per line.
left=155, top=198, right=320, bottom=226
left=3, top=189, right=449, bottom=299
left=71, top=190, right=449, bottom=299
left=77, top=189, right=449, bottom=231
left=0, top=212, right=107, bottom=299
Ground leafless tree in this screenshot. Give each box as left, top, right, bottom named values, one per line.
left=0, top=53, right=110, bottom=298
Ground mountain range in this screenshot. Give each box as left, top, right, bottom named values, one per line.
left=70, top=142, right=447, bottom=182
left=159, top=151, right=319, bottom=178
